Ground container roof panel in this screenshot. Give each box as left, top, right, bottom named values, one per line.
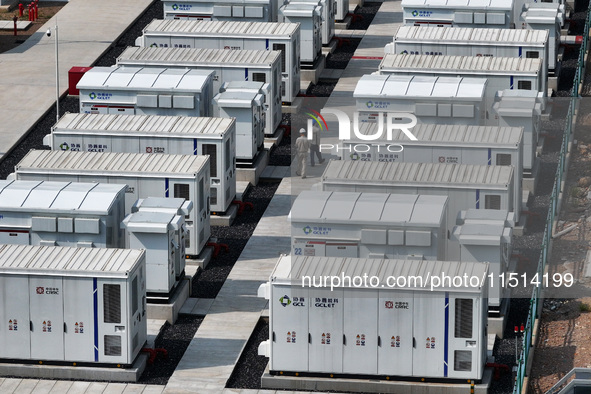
left=0, top=180, right=43, bottom=208
left=353, top=74, right=388, bottom=97
left=16, top=150, right=209, bottom=177
left=455, top=77, right=487, bottom=98
left=319, top=192, right=360, bottom=221
left=105, top=67, right=142, bottom=87
left=76, top=67, right=113, bottom=89
left=409, top=195, right=448, bottom=225
left=274, top=255, right=488, bottom=291
left=148, top=69, right=185, bottom=89
left=0, top=244, right=144, bottom=277
left=322, top=160, right=512, bottom=188
left=349, top=193, right=389, bottom=223
left=289, top=191, right=332, bottom=220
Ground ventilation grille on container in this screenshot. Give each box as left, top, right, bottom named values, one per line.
left=454, top=350, right=472, bottom=371
left=273, top=43, right=286, bottom=72
left=103, top=284, right=121, bottom=324
left=210, top=187, right=218, bottom=208
left=496, top=153, right=511, bottom=166
left=202, top=144, right=217, bottom=177
left=199, top=228, right=204, bottom=245
left=454, top=298, right=473, bottom=338
left=252, top=72, right=266, bottom=83
left=104, top=335, right=122, bottom=356
left=185, top=229, right=190, bottom=249
left=133, top=333, right=139, bottom=351
left=132, top=277, right=138, bottom=315
left=485, top=195, right=501, bottom=210
left=174, top=183, right=190, bottom=201
left=225, top=186, right=230, bottom=202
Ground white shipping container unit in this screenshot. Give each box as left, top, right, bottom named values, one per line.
left=9, top=150, right=211, bottom=257
left=77, top=66, right=214, bottom=118
left=340, top=123, right=524, bottom=209
left=279, top=3, right=322, bottom=63
left=135, top=19, right=301, bottom=103
left=44, top=113, right=236, bottom=213
left=131, top=197, right=192, bottom=282
left=452, top=209, right=514, bottom=309
left=116, top=46, right=282, bottom=135
left=387, top=26, right=551, bottom=74
left=378, top=54, right=546, bottom=98
left=335, top=0, right=348, bottom=21
left=401, top=0, right=514, bottom=28
left=0, top=244, right=147, bottom=365
left=0, top=180, right=126, bottom=249
left=214, top=90, right=265, bottom=161
left=353, top=75, right=487, bottom=125
left=493, top=89, right=542, bottom=173
left=162, top=0, right=277, bottom=22
left=291, top=0, right=335, bottom=45
left=320, top=160, right=518, bottom=259
left=122, top=210, right=184, bottom=294
left=289, top=191, right=448, bottom=260
left=520, top=2, right=564, bottom=75
left=258, top=255, right=489, bottom=380
left=220, top=80, right=276, bottom=136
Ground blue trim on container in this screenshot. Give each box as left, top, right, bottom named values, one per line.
left=165, top=178, right=169, bottom=198
left=476, top=189, right=480, bottom=209
left=510, top=75, right=514, bottom=89
left=93, top=278, right=99, bottom=362
left=193, top=138, right=198, bottom=155
left=266, top=39, right=269, bottom=50
left=518, top=46, right=522, bottom=57
left=444, top=293, right=449, bottom=377
left=488, top=148, right=492, bottom=165
left=245, top=68, right=249, bottom=81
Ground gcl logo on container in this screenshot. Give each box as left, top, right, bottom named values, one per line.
left=89, top=92, right=112, bottom=100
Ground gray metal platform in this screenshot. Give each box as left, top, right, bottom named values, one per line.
left=0, top=0, right=154, bottom=163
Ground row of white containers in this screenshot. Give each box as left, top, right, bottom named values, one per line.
left=135, top=19, right=301, bottom=103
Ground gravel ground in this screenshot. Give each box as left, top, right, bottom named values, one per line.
left=226, top=319, right=270, bottom=388
left=138, top=315, right=203, bottom=385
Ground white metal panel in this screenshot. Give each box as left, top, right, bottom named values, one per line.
left=270, top=284, right=309, bottom=371
left=412, top=292, right=446, bottom=377
left=377, top=291, right=413, bottom=375
left=342, top=289, right=378, bottom=374
left=308, top=288, right=343, bottom=372
left=29, top=276, right=64, bottom=361
left=0, top=274, right=30, bottom=358
left=63, top=277, right=95, bottom=362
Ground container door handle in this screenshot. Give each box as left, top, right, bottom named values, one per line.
left=378, top=336, right=381, bottom=347
left=343, top=335, right=346, bottom=345
left=30, top=321, right=33, bottom=331
left=64, top=322, right=67, bottom=333
left=272, top=331, right=276, bottom=342
left=308, top=333, right=312, bottom=344
left=413, top=337, right=416, bottom=348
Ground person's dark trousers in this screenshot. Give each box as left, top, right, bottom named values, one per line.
left=310, top=144, right=324, bottom=166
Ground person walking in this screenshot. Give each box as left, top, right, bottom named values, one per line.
left=295, top=128, right=310, bottom=178
left=310, top=125, right=325, bottom=167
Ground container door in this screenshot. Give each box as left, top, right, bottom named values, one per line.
left=343, top=289, right=378, bottom=374
left=377, top=291, right=413, bottom=376
left=412, top=292, right=446, bottom=378
left=270, top=285, right=309, bottom=372
left=308, top=289, right=343, bottom=373
left=0, top=229, right=29, bottom=245
left=29, top=276, right=64, bottom=361
left=325, top=242, right=358, bottom=257
left=448, top=296, right=479, bottom=379
left=98, top=281, right=128, bottom=364
left=0, top=274, right=30, bottom=359
left=63, top=277, right=96, bottom=362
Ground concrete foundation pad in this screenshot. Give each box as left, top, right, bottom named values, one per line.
left=301, top=55, right=326, bottom=85
left=210, top=204, right=238, bottom=227
left=264, top=126, right=285, bottom=147
left=0, top=20, right=31, bottom=30
left=335, top=15, right=352, bottom=30
left=179, top=298, right=215, bottom=316
left=147, top=279, right=191, bottom=324
left=236, top=149, right=269, bottom=186
left=261, top=365, right=492, bottom=393
left=186, top=246, right=213, bottom=270
left=0, top=354, right=148, bottom=383
left=261, top=165, right=291, bottom=179
left=322, top=39, right=338, bottom=56
left=300, top=79, right=312, bottom=93
left=319, top=68, right=344, bottom=81
left=522, top=156, right=541, bottom=195
left=282, top=97, right=303, bottom=114
left=235, top=181, right=251, bottom=202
